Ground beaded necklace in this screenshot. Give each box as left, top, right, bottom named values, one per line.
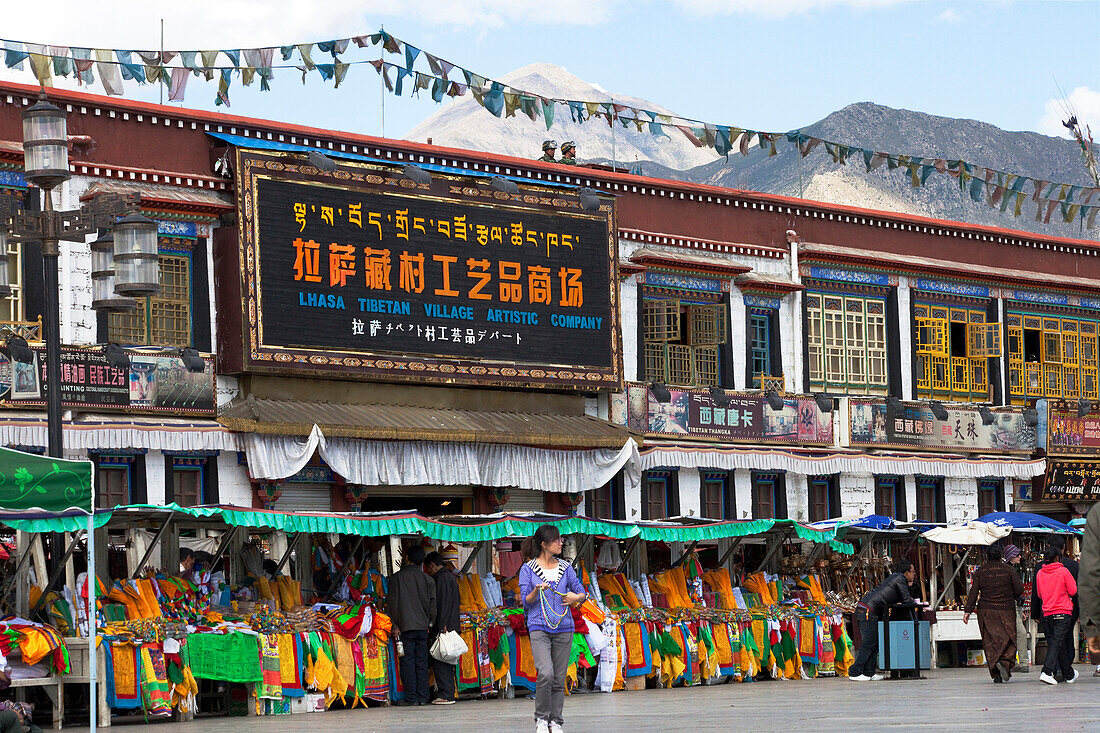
left=533, top=559, right=569, bottom=629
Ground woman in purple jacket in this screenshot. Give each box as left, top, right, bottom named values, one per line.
left=518, top=525, right=588, bottom=733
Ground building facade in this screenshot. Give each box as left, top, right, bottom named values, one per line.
left=0, top=79, right=1095, bottom=537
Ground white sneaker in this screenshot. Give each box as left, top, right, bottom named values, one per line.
left=1039, top=672, right=1058, bottom=685
left=848, top=674, right=871, bottom=681
left=536, top=720, right=550, bottom=733
left=1067, top=669, right=1080, bottom=684
left=550, top=724, right=565, bottom=733
left=869, top=673, right=885, bottom=681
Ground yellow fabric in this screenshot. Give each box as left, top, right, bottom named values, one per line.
left=458, top=629, right=479, bottom=682
left=614, top=628, right=625, bottom=691
left=457, top=576, right=477, bottom=613
left=331, top=635, right=355, bottom=699
left=255, top=577, right=278, bottom=610
left=277, top=634, right=299, bottom=690
left=465, top=574, right=489, bottom=611
left=140, top=579, right=163, bottom=617
left=312, top=645, right=335, bottom=691
left=650, top=570, right=691, bottom=609
left=615, top=573, right=642, bottom=608
left=743, top=573, right=775, bottom=606
left=834, top=632, right=855, bottom=677
left=372, top=612, right=393, bottom=643
left=17, top=629, right=55, bottom=667
left=702, top=570, right=736, bottom=610
left=276, top=576, right=301, bottom=610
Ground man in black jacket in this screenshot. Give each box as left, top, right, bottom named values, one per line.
left=387, top=545, right=436, bottom=705
left=848, top=560, right=917, bottom=681
left=426, top=551, right=462, bottom=705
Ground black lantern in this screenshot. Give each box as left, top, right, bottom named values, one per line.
left=112, top=213, right=160, bottom=298
left=21, top=93, right=70, bottom=191
left=0, top=229, right=11, bottom=299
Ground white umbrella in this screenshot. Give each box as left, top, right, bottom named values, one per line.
left=923, top=521, right=1011, bottom=546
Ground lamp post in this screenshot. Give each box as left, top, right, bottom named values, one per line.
left=2, top=91, right=160, bottom=733
left=5, top=93, right=157, bottom=458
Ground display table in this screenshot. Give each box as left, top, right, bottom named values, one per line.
left=9, top=676, right=63, bottom=730
left=929, top=610, right=981, bottom=669
left=62, top=638, right=111, bottom=727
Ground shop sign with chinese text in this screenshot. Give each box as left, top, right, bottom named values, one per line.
left=1046, top=403, right=1100, bottom=457
left=2, top=346, right=215, bottom=415
left=848, top=399, right=1035, bottom=454
left=610, top=382, right=833, bottom=445
left=233, top=150, right=621, bottom=390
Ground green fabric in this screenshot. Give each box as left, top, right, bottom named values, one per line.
left=636, top=519, right=774, bottom=542
left=2, top=511, right=112, bottom=532
left=568, top=632, right=596, bottom=669
left=187, top=633, right=262, bottom=683
left=0, top=446, right=93, bottom=512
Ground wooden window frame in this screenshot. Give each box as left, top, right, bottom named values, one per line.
left=977, top=479, right=1005, bottom=517
left=874, top=475, right=905, bottom=520
left=700, top=471, right=733, bottom=520
left=751, top=471, right=787, bottom=520
left=642, top=297, right=727, bottom=388
left=750, top=312, right=771, bottom=387
left=809, top=292, right=888, bottom=394
left=109, top=248, right=194, bottom=347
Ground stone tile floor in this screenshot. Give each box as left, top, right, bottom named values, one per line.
left=70, top=666, right=1100, bottom=732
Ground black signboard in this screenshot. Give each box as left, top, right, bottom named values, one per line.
left=235, top=150, right=621, bottom=390
left=1043, top=461, right=1100, bottom=501
left=3, top=347, right=215, bottom=415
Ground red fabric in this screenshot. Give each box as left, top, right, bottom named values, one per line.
left=1036, top=562, right=1077, bottom=615
left=569, top=606, right=588, bottom=635
left=484, top=624, right=505, bottom=650
left=507, top=613, right=528, bottom=634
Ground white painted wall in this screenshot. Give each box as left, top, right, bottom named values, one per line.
left=733, top=469, right=753, bottom=520
left=218, top=452, right=254, bottom=506
left=904, top=475, right=918, bottom=521
left=621, top=275, right=639, bottom=382
left=839, top=472, right=875, bottom=517
left=945, top=477, right=978, bottom=523
left=678, top=468, right=701, bottom=517
left=145, top=450, right=166, bottom=504
left=778, top=294, right=800, bottom=393
left=897, top=276, right=913, bottom=400
left=786, top=473, right=809, bottom=522
left=729, top=293, right=747, bottom=390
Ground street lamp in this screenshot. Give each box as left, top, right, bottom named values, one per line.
left=3, top=92, right=154, bottom=458
left=90, top=231, right=137, bottom=311
left=111, top=213, right=160, bottom=298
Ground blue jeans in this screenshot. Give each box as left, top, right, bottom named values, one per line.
left=848, top=609, right=879, bottom=677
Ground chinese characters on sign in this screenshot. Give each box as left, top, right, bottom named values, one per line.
left=239, top=155, right=618, bottom=390
left=1047, top=406, right=1100, bottom=456
left=612, top=383, right=833, bottom=445
left=849, top=399, right=1035, bottom=453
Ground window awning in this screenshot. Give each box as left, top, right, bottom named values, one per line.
left=0, top=412, right=241, bottom=452
left=218, top=396, right=635, bottom=449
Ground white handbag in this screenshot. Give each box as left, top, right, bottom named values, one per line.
left=430, top=630, right=469, bottom=665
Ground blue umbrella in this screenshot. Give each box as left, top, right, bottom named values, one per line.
left=977, top=511, right=1078, bottom=534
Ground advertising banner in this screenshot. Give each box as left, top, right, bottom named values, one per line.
left=1047, top=404, right=1100, bottom=456
left=1043, top=461, right=1100, bottom=501
left=849, top=399, right=1035, bottom=454
left=611, top=382, right=833, bottom=445
left=233, top=150, right=621, bottom=390
left=2, top=347, right=215, bottom=415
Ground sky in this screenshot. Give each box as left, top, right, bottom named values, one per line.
left=0, top=0, right=1097, bottom=147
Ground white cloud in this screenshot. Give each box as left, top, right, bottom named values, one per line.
left=1038, top=86, right=1100, bottom=139
left=934, top=8, right=961, bottom=23
left=671, top=0, right=912, bottom=18
left=0, top=0, right=614, bottom=50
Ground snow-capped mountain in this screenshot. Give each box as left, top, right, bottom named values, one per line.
left=404, top=62, right=720, bottom=170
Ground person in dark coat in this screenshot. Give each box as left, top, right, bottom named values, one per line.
left=962, top=544, right=1024, bottom=682
left=426, top=551, right=461, bottom=705
left=387, top=545, right=436, bottom=705
left=848, top=560, right=916, bottom=681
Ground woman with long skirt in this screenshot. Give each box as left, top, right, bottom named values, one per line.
left=963, top=544, right=1024, bottom=682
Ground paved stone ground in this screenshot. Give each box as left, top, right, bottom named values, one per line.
left=73, top=666, right=1100, bottom=732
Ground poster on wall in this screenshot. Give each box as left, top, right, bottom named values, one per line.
left=1047, top=405, right=1100, bottom=456
left=2, top=347, right=215, bottom=415
left=1043, top=461, right=1100, bottom=501
left=611, top=382, right=833, bottom=445
left=232, top=149, right=621, bottom=391
left=849, top=399, right=1035, bottom=454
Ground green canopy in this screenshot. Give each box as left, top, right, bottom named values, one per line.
left=0, top=445, right=93, bottom=513
left=1, top=511, right=113, bottom=533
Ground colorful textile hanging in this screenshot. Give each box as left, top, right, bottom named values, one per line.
left=105, top=642, right=142, bottom=709
left=360, top=638, right=389, bottom=702
left=139, top=644, right=173, bottom=717
left=187, top=632, right=262, bottom=683
left=277, top=634, right=304, bottom=697
left=508, top=630, right=538, bottom=690
left=258, top=634, right=282, bottom=699
left=621, top=621, right=652, bottom=678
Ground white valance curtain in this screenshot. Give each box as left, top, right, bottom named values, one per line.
left=638, top=445, right=1045, bottom=480
left=244, top=425, right=641, bottom=494
left=0, top=413, right=242, bottom=452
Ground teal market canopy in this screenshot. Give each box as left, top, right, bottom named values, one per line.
left=0, top=445, right=93, bottom=513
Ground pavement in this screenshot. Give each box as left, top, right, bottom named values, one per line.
left=67, top=666, right=1100, bottom=732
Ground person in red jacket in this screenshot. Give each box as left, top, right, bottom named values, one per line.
left=1036, top=546, right=1079, bottom=685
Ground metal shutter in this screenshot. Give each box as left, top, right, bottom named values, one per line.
left=501, top=488, right=546, bottom=513
left=277, top=484, right=333, bottom=512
